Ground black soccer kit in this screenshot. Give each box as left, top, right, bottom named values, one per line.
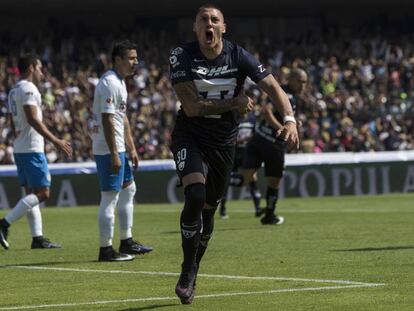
left=242, top=86, right=297, bottom=178
left=169, top=39, right=269, bottom=206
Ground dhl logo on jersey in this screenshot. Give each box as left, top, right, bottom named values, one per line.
left=192, top=65, right=238, bottom=77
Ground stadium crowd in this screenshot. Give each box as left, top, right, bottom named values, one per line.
left=0, top=25, right=413, bottom=164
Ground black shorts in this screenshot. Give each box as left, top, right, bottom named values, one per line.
left=242, top=134, right=285, bottom=178
left=171, top=134, right=235, bottom=207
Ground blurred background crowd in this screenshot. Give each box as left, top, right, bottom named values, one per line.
left=0, top=5, right=413, bottom=164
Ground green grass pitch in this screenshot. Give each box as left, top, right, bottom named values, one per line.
left=1, top=194, right=413, bottom=310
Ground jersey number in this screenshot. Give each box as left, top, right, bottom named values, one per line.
left=177, top=148, right=187, bottom=162
left=9, top=91, right=17, bottom=116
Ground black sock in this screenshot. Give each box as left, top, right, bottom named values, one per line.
left=220, top=185, right=228, bottom=214
left=181, top=183, right=205, bottom=273
left=265, top=187, right=279, bottom=217
left=100, top=245, right=113, bottom=252
left=120, top=237, right=133, bottom=246
left=0, top=218, right=10, bottom=228
left=249, top=181, right=261, bottom=210
left=196, top=208, right=216, bottom=267
left=219, top=198, right=226, bottom=214
left=229, top=172, right=244, bottom=187
left=32, top=236, right=43, bottom=241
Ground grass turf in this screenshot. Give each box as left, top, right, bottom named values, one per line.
left=0, top=194, right=413, bottom=310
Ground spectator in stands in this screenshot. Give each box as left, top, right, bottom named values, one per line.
left=1, top=21, right=413, bottom=163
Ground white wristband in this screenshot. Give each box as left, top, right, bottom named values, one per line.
left=283, top=115, right=296, bottom=124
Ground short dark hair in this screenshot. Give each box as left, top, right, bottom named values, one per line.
left=196, top=3, right=224, bottom=17
left=111, top=40, right=137, bottom=63
left=18, top=54, right=39, bottom=74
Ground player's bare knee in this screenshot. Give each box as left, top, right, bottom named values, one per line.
left=267, top=177, right=281, bottom=189
left=33, top=188, right=50, bottom=202
left=243, top=170, right=256, bottom=184
left=182, top=172, right=205, bottom=188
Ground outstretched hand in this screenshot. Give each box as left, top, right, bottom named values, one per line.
left=276, top=122, right=300, bottom=150
left=130, top=150, right=139, bottom=171
left=54, top=139, right=73, bottom=158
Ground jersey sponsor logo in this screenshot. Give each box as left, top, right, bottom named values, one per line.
left=192, top=65, right=238, bottom=77
left=169, top=55, right=180, bottom=68
left=258, top=64, right=266, bottom=73
left=25, top=91, right=34, bottom=96
left=171, top=70, right=187, bottom=79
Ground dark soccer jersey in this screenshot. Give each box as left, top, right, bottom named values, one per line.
left=169, top=39, right=270, bottom=149
left=236, top=111, right=256, bottom=148
left=255, top=85, right=297, bottom=145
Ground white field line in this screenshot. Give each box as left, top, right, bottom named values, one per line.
left=137, top=208, right=411, bottom=214
left=7, top=265, right=385, bottom=286
left=0, top=284, right=385, bottom=310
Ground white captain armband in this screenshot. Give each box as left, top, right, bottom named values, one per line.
left=283, top=115, right=296, bottom=124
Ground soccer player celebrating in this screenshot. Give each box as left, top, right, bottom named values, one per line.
left=235, top=68, right=308, bottom=225
left=169, top=4, right=299, bottom=304
left=91, top=40, right=152, bottom=262
left=0, top=54, right=72, bottom=250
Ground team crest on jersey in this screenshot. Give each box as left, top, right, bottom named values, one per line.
left=119, top=102, right=127, bottom=112
left=106, top=97, right=113, bottom=104
left=178, top=161, right=185, bottom=171
left=171, top=47, right=183, bottom=56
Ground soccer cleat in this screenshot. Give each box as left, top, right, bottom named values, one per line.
left=219, top=204, right=229, bottom=219
left=31, top=237, right=62, bottom=249
left=261, top=214, right=284, bottom=225
left=219, top=210, right=229, bottom=220
left=193, top=265, right=200, bottom=290
left=0, top=220, right=9, bottom=250
left=98, top=246, right=135, bottom=262
left=119, top=238, right=153, bottom=255
left=254, top=208, right=265, bottom=217
left=175, top=270, right=197, bottom=304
